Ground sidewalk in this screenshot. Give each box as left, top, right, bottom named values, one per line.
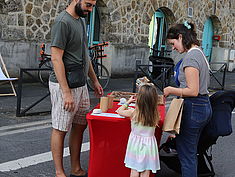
left=0, top=72, right=235, bottom=127
left=0, top=78, right=134, bottom=127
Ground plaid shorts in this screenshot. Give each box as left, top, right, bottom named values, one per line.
left=49, top=81, right=90, bottom=132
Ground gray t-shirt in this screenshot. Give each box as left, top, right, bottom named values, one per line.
left=49, top=10, right=89, bottom=83
left=178, top=48, right=210, bottom=94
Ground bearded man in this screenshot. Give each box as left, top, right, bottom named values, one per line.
left=49, top=0, right=103, bottom=176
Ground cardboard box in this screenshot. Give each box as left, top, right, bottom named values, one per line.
left=110, top=91, right=137, bottom=101
left=110, top=91, right=165, bottom=105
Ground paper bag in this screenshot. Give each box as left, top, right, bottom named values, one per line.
left=100, top=97, right=109, bottom=112
left=107, top=95, right=114, bottom=109
left=162, top=98, right=184, bottom=134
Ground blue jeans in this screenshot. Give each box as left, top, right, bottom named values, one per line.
left=176, top=95, right=212, bottom=177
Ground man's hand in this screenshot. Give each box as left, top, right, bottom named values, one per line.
left=87, top=60, right=104, bottom=97
left=63, top=90, right=75, bottom=112
left=93, top=81, right=103, bottom=97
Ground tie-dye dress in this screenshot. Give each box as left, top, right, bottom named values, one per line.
left=124, top=120, right=160, bottom=173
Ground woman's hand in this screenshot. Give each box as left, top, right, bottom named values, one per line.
left=163, top=86, right=173, bottom=97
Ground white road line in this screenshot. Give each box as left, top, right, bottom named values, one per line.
left=0, top=119, right=52, bottom=137
left=0, top=124, right=51, bottom=136
left=0, top=119, right=51, bottom=131
left=0, top=142, right=90, bottom=172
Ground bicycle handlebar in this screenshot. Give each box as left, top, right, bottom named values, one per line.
left=150, top=48, right=172, bottom=53
left=41, top=53, right=51, bottom=57
left=40, top=43, right=51, bottom=58
left=39, top=41, right=110, bottom=58
left=89, top=42, right=109, bottom=50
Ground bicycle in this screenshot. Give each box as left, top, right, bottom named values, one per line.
left=38, top=42, right=110, bottom=90
left=38, top=43, right=53, bottom=87
left=87, top=42, right=110, bottom=90
left=134, top=48, right=174, bottom=92
left=148, top=48, right=174, bottom=80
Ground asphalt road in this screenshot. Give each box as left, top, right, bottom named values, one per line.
left=0, top=77, right=235, bottom=177
left=0, top=114, right=235, bottom=177
left=0, top=104, right=234, bottom=177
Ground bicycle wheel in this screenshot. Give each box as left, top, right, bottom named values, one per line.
left=87, top=63, right=110, bottom=90
left=38, top=60, right=53, bottom=87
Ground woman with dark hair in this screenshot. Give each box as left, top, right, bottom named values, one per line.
left=163, top=21, right=212, bottom=177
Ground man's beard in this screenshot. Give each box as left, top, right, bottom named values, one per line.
left=75, top=2, right=88, bottom=17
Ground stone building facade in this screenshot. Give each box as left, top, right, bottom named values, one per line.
left=0, top=0, right=234, bottom=77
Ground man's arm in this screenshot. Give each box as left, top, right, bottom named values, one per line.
left=51, top=46, right=75, bottom=112
left=88, top=60, right=103, bottom=97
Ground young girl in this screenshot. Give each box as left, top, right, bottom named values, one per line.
left=117, top=84, right=160, bottom=177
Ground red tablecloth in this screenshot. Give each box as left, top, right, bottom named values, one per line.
left=86, top=102, right=165, bottom=177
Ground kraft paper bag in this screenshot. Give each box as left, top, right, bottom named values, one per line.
left=100, top=97, right=109, bottom=112
left=162, top=98, right=184, bottom=134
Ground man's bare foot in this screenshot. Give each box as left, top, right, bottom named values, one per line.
left=70, top=168, right=87, bottom=176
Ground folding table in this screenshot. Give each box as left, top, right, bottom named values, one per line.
left=86, top=102, right=165, bottom=177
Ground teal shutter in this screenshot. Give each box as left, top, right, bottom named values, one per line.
left=202, top=18, right=214, bottom=62
left=87, top=7, right=100, bottom=47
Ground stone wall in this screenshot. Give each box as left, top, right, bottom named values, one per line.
left=0, top=0, right=234, bottom=77
left=103, top=0, right=234, bottom=47
left=0, top=0, right=68, bottom=42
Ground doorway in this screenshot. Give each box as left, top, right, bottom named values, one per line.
left=148, top=10, right=168, bottom=57
left=202, top=18, right=214, bottom=62
left=86, top=6, right=100, bottom=47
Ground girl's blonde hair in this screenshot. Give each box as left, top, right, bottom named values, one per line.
left=133, top=84, right=160, bottom=127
